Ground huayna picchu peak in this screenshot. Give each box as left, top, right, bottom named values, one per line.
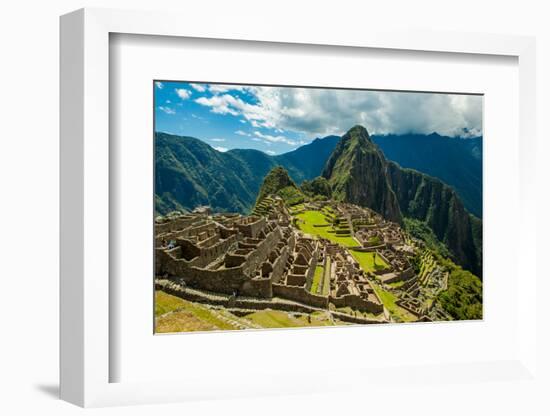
left=321, top=125, right=481, bottom=277
left=322, top=125, right=402, bottom=223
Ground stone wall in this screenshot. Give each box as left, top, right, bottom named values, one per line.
left=155, top=216, right=201, bottom=235
left=400, top=267, right=415, bottom=280
left=287, top=274, right=307, bottom=286
left=329, top=294, right=383, bottom=314
left=241, top=277, right=272, bottom=298
left=155, top=246, right=203, bottom=275
left=157, top=280, right=322, bottom=314
left=239, top=227, right=283, bottom=276
left=270, top=246, right=290, bottom=284
left=236, top=217, right=266, bottom=238
left=176, top=234, right=237, bottom=267
left=173, top=265, right=249, bottom=294
left=272, top=283, right=328, bottom=309
left=157, top=226, right=282, bottom=296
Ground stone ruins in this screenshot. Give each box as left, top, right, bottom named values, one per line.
left=155, top=196, right=451, bottom=323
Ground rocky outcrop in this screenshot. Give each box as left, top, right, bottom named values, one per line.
left=255, top=166, right=305, bottom=207
left=322, top=125, right=481, bottom=278
left=322, top=125, right=402, bottom=223
left=386, top=161, right=482, bottom=277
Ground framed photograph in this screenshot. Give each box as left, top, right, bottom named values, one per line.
left=152, top=81, right=483, bottom=333
left=60, top=7, right=538, bottom=408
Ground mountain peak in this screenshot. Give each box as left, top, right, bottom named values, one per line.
left=255, top=166, right=304, bottom=207
left=321, top=126, right=402, bottom=223
left=343, top=125, right=372, bottom=144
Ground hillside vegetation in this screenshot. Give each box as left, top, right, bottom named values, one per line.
left=255, top=166, right=305, bottom=206
left=155, top=132, right=338, bottom=215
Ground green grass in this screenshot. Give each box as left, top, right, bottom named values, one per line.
left=336, top=306, right=382, bottom=320
left=369, top=283, right=417, bottom=323
left=367, top=235, right=382, bottom=245
left=155, top=290, right=189, bottom=316
left=387, top=281, right=406, bottom=289
left=289, top=203, right=305, bottom=214
left=294, top=210, right=359, bottom=247
left=155, top=291, right=242, bottom=332
left=310, top=265, right=324, bottom=294
left=350, top=250, right=389, bottom=272
left=243, top=310, right=336, bottom=328
left=321, top=257, right=332, bottom=296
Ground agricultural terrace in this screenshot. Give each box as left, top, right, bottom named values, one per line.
left=294, top=209, right=389, bottom=272
left=350, top=250, right=389, bottom=272
left=369, top=283, right=417, bottom=323
left=155, top=291, right=255, bottom=332
left=244, top=310, right=339, bottom=328
left=310, top=265, right=324, bottom=294
left=294, top=209, right=358, bottom=247
left=310, top=257, right=332, bottom=295
left=155, top=291, right=342, bottom=332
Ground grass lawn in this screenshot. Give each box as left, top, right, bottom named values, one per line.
left=310, top=265, right=324, bottom=294
left=155, top=290, right=189, bottom=316
left=289, top=204, right=305, bottom=214
left=155, top=291, right=242, bottom=333
left=243, top=309, right=336, bottom=328
left=336, top=306, right=382, bottom=321
left=295, top=210, right=359, bottom=247
left=387, top=281, right=406, bottom=289
left=322, top=257, right=332, bottom=296
left=369, top=283, right=417, bottom=323
left=155, top=310, right=219, bottom=333
left=350, top=250, right=389, bottom=272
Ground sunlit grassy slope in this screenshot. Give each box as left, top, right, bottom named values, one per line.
left=294, top=210, right=358, bottom=247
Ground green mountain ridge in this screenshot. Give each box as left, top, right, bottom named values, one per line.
left=386, top=162, right=482, bottom=276
left=254, top=166, right=305, bottom=206
left=155, top=128, right=482, bottom=277
left=321, top=125, right=402, bottom=223
left=320, top=126, right=481, bottom=277
left=372, top=134, right=482, bottom=217
left=155, top=132, right=338, bottom=215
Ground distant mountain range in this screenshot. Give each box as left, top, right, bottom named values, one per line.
left=156, top=131, right=482, bottom=217
left=372, top=134, right=482, bottom=217
left=155, top=128, right=482, bottom=276
left=155, top=132, right=339, bottom=214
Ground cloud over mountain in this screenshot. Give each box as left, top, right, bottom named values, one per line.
left=195, top=84, right=482, bottom=138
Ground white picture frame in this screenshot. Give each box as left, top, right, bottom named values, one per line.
left=60, top=7, right=538, bottom=408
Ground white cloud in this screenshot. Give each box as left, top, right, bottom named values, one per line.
left=195, top=95, right=240, bottom=116
left=155, top=81, right=164, bottom=89
left=239, top=119, right=246, bottom=124
left=213, top=146, right=228, bottom=152
left=166, top=100, right=171, bottom=104
left=175, top=88, right=192, bottom=100
left=158, top=106, right=175, bottom=115
left=235, top=130, right=250, bottom=136
left=190, top=83, right=206, bottom=92
left=265, top=150, right=276, bottom=155
left=210, top=138, right=225, bottom=142
left=195, top=85, right=482, bottom=138
left=253, top=131, right=297, bottom=146
left=209, top=84, right=249, bottom=94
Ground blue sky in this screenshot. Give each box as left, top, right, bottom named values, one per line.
left=154, top=81, right=482, bottom=155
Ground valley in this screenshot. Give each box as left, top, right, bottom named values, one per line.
left=154, top=163, right=480, bottom=332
